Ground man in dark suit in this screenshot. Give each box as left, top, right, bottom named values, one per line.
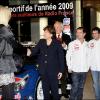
left=54, top=21, right=71, bottom=45
left=27, top=25, right=64, bottom=100
left=54, top=21, right=71, bottom=98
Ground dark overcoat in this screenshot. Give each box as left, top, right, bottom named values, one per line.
left=32, top=39, right=64, bottom=76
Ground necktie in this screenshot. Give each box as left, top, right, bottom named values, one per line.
left=57, top=34, right=62, bottom=43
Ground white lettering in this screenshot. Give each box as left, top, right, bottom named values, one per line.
left=34, top=3, right=57, bottom=11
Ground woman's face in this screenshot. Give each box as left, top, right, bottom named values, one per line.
left=44, top=29, right=52, bottom=40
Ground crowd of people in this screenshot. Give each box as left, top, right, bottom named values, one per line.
left=0, top=5, right=100, bottom=100
left=27, top=21, right=100, bottom=100
left=67, top=27, right=100, bottom=100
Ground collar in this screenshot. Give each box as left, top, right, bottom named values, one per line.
left=56, top=32, right=63, bottom=37
left=75, top=39, right=86, bottom=45
left=93, top=38, right=100, bottom=42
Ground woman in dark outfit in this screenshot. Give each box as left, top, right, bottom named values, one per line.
left=27, top=25, right=64, bottom=100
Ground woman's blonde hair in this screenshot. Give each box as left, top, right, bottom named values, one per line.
left=0, top=6, right=11, bottom=26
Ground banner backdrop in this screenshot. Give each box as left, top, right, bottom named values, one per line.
left=9, top=2, right=74, bottom=17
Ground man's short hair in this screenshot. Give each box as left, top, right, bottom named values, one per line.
left=76, top=27, right=86, bottom=33
left=92, top=27, right=100, bottom=34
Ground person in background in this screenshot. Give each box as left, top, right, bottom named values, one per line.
left=0, top=6, right=17, bottom=99
left=54, top=21, right=71, bottom=49
left=88, top=27, right=100, bottom=100
left=54, top=21, right=71, bottom=98
left=66, top=27, right=89, bottom=100
left=27, top=25, right=64, bottom=100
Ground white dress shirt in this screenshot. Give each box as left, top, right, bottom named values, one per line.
left=66, top=39, right=89, bottom=72
left=88, top=39, right=100, bottom=71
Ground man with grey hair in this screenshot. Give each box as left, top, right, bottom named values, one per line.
left=54, top=20, right=71, bottom=98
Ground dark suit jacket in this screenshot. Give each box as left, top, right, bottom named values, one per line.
left=54, top=33, right=71, bottom=70
left=62, top=33, right=71, bottom=46
left=32, top=39, right=64, bottom=76
left=54, top=32, right=71, bottom=46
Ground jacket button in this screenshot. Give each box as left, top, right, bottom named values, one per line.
left=45, top=54, right=47, bottom=57
left=44, top=61, right=47, bottom=63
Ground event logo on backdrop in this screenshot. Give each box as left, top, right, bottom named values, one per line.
left=63, top=18, right=71, bottom=36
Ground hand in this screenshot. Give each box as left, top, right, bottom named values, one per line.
left=68, top=69, right=72, bottom=73
left=62, top=42, right=67, bottom=49
left=15, top=92, right=21, bottom=99
left=27, top=48, right=31, bottom=56
left=57, top=72, right=62, bottom=80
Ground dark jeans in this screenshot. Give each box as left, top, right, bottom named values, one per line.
left=2, top=83, right=15, bottom=100
left=69, top=72, right=87, bottom=100
left=91, top=71, right=100, bottom=100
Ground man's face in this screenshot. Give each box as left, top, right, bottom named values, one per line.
left=92, top=30, right=100, bottom=40
left=76, top=29, right=86, bottom=40
left=54, top=22, right=62, bottom=34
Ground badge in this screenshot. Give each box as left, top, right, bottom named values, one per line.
left=90, top=43, right=94, bottom=48
left=74, top=44, right=79, bottom=51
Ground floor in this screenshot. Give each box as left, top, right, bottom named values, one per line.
left=83, top=71, right=95, bottom=100
left=61, top=71, right=95, bottom=100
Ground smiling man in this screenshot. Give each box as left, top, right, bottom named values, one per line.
left=66, top=27, right=89, bottom=100
left=88, top=27, right=100, bottom=100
